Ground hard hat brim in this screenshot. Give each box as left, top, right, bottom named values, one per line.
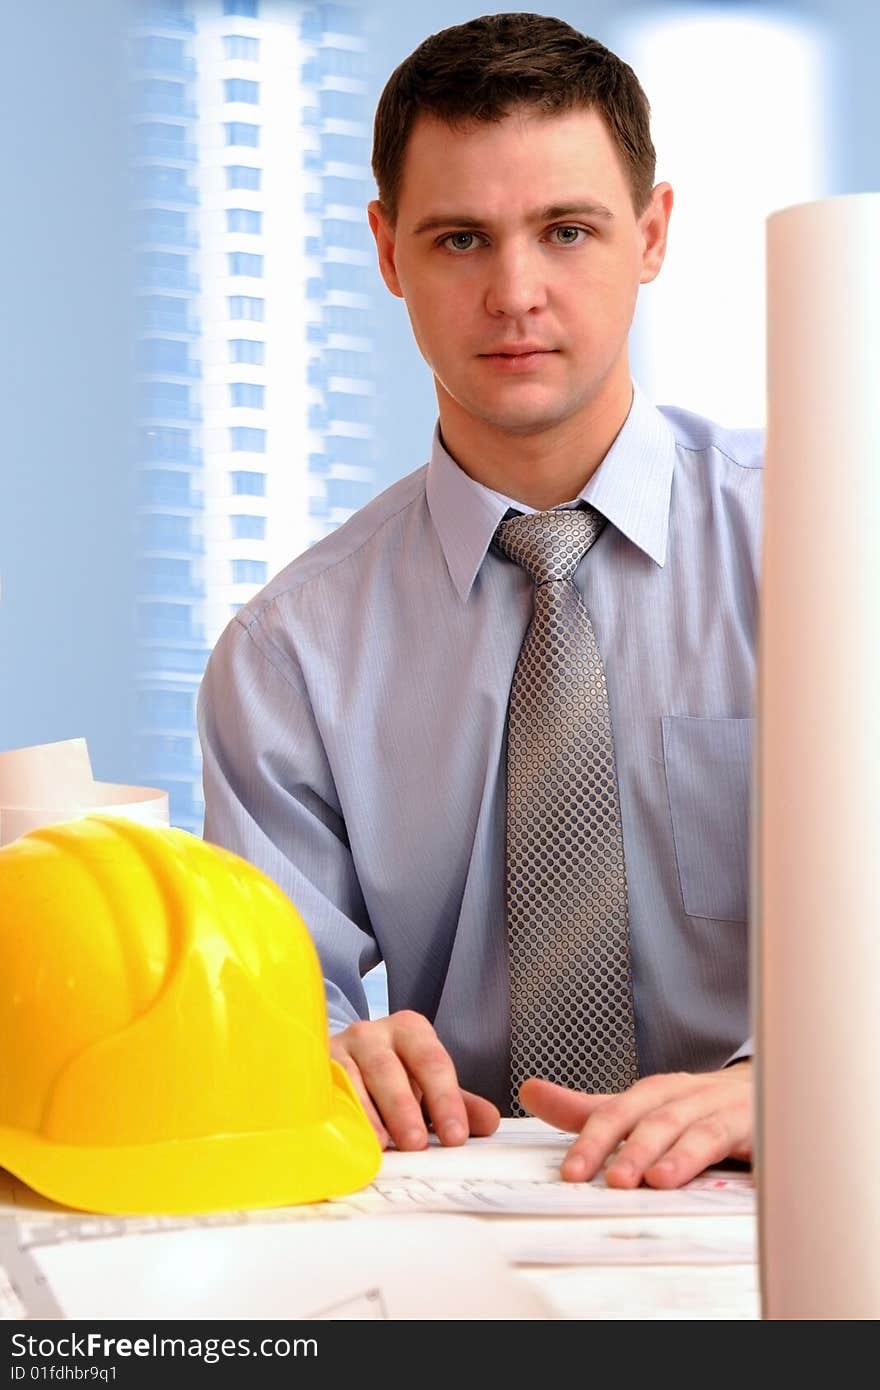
left=0, top=1061, right=382, bottom=1216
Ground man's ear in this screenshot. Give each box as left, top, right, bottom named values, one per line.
left=368, top=199, right=404, bottom=298
left=638, top=182, right=674, bottom=286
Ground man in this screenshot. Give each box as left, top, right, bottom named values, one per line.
left=198, top=13, right=758, bottom=1189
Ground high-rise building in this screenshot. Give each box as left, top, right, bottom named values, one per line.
left=131, top=0, right=375, bottom=834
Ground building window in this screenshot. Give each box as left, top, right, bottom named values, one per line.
left=134, top=36, right=186, bottom=71
left=322, top=176, right=372, bottom=206
left=138, top=426, right=192, bottom=461
left=326, top=477, right=373, bottom=512
left=324, top=261, right=370, bottom=293
left=137, top=513, right=193, bottom=550
left=230, top=382, right=265, bottom=408
left=137, top=381, right=191, bottom=417
left=228, top=338, right=265, bottom=364
left=230, top=426, right=266, bottom=452
left=137, top=604, right=194, bottom=641
left=137, top=689, right=195, bottom=728
left=223, top=0, right=258, bottom=16
left=224, top=78, right=259, bottom=104
left=134, top=78, right=188, bottom=116
left=226, top=207, right=262, bottom=234
left=228, top=295, right=264, bottom=321
left=321, top=132, right=369, bottom=165
left=231, top=514, right=267, bottom=540
left=138, top=556, right=192, bottom=592
left=319, top=89, right=364, bottom=121
left=230, top=471, right=266, bottom=496
left=224, top=122, right=259, bottom=147
left=319, top=47, right=367, bottom=80
left=228, top=251, right=263, bottom=277
left=231, top=558, right=268, bottom=584
left=138, top=338, right=190, bottom=373
left=226, top=164, right=260, bottom=190
left=223, top=34, right=259, bottom=60
left=323, top=218, right=372, bottom=251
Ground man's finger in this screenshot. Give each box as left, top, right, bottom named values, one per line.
left=331, top=1049, right=390, bottom=1149
left=393, top=1016, right=470, bottom=1146
left=518, top=1076, right=613, bottom=1131
left=461, top=1089, right=501, bottom=1137
left=338, top=1019, right=432, bottom=1150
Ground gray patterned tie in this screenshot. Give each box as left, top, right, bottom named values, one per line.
left=494, top=506, right=639, bottom=1116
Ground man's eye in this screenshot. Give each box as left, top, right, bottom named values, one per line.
left=550, top=226, right=587, bottom=245
left=442, top=232, right=480, bottom=252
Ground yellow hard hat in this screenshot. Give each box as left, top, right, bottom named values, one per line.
left=0, top=814, right=381, bottom=1214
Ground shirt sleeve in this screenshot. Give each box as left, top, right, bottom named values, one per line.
left=723, top=1038, right=753, bottom=1066
left=197, top=614, right=379, bottom=1032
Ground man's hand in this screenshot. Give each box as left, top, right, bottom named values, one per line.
left=331, top=1010, right=501, bottom=1152
left=519, top=1061, right=753, bottom=1189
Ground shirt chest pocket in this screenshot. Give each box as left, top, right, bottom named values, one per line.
left=661, top=715, right=754, bottom=922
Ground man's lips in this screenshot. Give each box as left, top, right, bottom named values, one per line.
left=478, top=347, right=558, bottom=370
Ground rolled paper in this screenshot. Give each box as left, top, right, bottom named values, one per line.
left=0, top=739, right=170, bottom=845
left=757, top=193, right=880, bottom=1319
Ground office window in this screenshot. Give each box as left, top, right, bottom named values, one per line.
left=225, top=78, right=259, bottom=104
left=223, top=34, right=259, bottom=60
left=230, top=471, right=266, bottom=496
left=142, top=166, right=191, bottom=199
left=137, top=514, right=192, bottom=550
left=324, top=261, right=370, bottom=293
left=228, top=338, right=264, bottom=364
left=223, top=0, right=257, bottom=16
left=324, top=348, right=371, bottom=377
left=319, top=47, right=367, bottom=79
left=137, top=604, right=194, bottom=641
left=134, top=79, right=187, bottom=116
left=321, top=132, right=368, bottom=165
left=230, top=382, right=265, bottom=408
left=137, top=381, right=190, bottom=416
left=323, top=304, right=370, bottom=335
left=134, top=36, right=186, bottom=71
left=228, top=251, right=263, bottom=277
left=227, top=295, right=264, bottom=321
left=328, top=435, right=372, bottom=465
left=138, top=470, right=195, bottom=506
left=226, top=164, right=260, bottom=190
left=326, top=477, right=372, bottom=512
left=138, top=556, right=191, bottom=592
left=319, top=89, right=364, bottom=121
left=323, top=3, right=364, bottom=33
left=322, top=176, right=372, bottom=206
left=323, top=219, right=371, bottom=251
left=231, top=514, right=266, bottom=540
left=226, top=208, right=262, bottom=234
left=231, top=559, right=268, bottom=584
left=138, top=426, right=191, bottom=461
left=230, top=426, right=266, bottom=452
left=224, top=122, right=259, bottom=147
left=138, top=338, right=189, bottom=373
left=327, top=392, right=371, bottom=424
left=138, top=689, right=194, bottom=728
left=137, top=208, right=189, bottom=243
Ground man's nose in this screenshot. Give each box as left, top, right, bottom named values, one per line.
left=483, top=243, right=549, bottom=318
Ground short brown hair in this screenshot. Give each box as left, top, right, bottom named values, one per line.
left=372, top=12, right=656, bottom=225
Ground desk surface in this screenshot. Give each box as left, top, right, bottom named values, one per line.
left=0, top=1120, right=759, bottom=1321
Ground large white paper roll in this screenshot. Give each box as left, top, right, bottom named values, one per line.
left=757, top=193, right=880, bottom=1318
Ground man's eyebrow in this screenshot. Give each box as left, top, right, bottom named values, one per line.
left=410, top=202, right=616, bottom=235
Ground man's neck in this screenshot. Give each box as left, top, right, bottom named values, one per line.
left=436, top=381, right=634, bottom=511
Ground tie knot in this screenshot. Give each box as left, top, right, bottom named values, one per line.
left=494, top=506, right=607, bottom=584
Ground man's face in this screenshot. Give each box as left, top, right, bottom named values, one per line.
left=369, top=106, right=671, bottom=439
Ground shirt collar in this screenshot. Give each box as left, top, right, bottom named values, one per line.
left=426, top=380, right=676, bottom=601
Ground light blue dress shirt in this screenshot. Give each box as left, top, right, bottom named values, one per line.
left=198, top=381, right=763, bottom=1111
